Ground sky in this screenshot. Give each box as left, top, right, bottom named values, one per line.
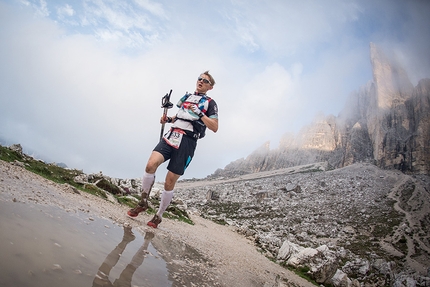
left=1, top=0, right=429, bottom=180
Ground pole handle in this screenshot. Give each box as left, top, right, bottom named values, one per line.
left=159, top=89, right=173, bottom=141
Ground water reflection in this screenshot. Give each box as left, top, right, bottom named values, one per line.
left=0, top=201, right=170, bottom=287
left=93, top=227, right=155, bottom=287
left=0, top=199, right=217, bottom=287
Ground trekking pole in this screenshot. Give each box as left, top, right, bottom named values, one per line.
left=160, top=89, right=173, bottom=141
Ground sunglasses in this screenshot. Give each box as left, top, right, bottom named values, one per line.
left=197, top=77, right=212, bottom=85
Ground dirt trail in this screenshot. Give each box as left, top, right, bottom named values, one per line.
left=388, top=173, right=430, bottom=274
left=176, top=162, right=328, bottom=189
left=0, top=160, right=315, bottom=287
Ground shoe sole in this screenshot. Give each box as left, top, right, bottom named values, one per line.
left=127, top=210, right=139, bottom=217
left=147, top=222, right=158, bottom=228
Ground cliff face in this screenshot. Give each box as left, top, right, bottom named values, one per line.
left=212, top=44, right=430, bottom=178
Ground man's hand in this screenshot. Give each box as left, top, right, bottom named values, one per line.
left=160, top=115, right=173, bottom=124
left=190, top=104, right=204, bottom=118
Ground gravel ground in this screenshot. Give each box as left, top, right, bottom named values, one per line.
left=0, top=160, right=316, bottom=287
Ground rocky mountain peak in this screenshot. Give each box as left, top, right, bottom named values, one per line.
left=211, top=43, right=430, bottom=178
left=370, top=42, right=414, bottom=109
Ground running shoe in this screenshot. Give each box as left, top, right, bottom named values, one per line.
left=147, top=214, right=162, bottom=228
left=127, top=192, right=149, bottom=217
left=127, top=201, right=148, bottom=217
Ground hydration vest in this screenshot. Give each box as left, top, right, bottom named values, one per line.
left=175, top=92, right=212, bottom=139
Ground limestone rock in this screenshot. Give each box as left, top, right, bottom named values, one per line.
left=9, top=144, right=23, bottom=155
left=277, top=240, right=302, bottom=261
left=330, top=269, right=352, bottom=287
left=210, top=43, right=430, bottom=178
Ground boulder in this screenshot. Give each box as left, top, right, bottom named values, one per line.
left=277, top=240, right=302, bottom=261
left=330, top=269, right=352, bottom=287
left=9, top=144, right=23, bottom=154
left=287, top=247, right=318, bottom=267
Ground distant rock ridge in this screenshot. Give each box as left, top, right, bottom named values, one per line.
left=211, top=43, right=430, bottom=178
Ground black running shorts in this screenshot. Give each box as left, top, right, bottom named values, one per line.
left=153, top=135, right=197, bottom=176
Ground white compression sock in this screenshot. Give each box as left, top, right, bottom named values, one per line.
left=156, top=190, right=174, bottom=217
left=141, top=172, right=155, bottom=193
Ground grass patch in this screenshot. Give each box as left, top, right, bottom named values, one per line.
left=164, top=205, right=194, bottom=225
left=0, top=146, right=24, bottom=162
left=287, top=265, right=320, bottom=286
left=116, top=195, right=139, bottom=207
left=346, top=234, right=373, bottom=257
left=96, top=179, right=122, bottom=195
left=393, top=236, right=408, bottom=255
left=0, top=145, right=111, bottom=201
left=212, top=218, right=228, bottom=225
left=83, top=184, right=108, bottom=199
left=201, top=201, right=241, bottom=216
left=1, top=145, right=84, bottom=188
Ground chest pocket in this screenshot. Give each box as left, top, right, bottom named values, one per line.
left=184, top=95, right=202, bottom=104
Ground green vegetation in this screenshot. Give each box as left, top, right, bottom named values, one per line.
left=393, top=236, right=408, bottom=255
left=371, top=213, right=403, bottom=238
left=84, top=184, right=107, bottom=199
left=117, top=195, right=140, bottom=207
left=165, top=205, right=194, bottom=225
left=287, top=266, right=320, bottom=286
left=212, top=218, right=228, bottom=225
left=201, top=201, right=241, bottom=216
left=0, top=145, right=23, bottom=162
left=96, top=178, right=122, bottom=195
left=0, top=145, right=90, bottom=192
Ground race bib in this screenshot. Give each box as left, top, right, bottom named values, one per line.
left=164, top=129, right=185, bottom=149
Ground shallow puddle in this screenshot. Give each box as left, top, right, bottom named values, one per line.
left=0, top=201, right=173, bottom=287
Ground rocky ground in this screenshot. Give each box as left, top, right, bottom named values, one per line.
left=174, top=163, right=430, bottom=287
left=2, top=158, right=430, bottom=286
left=0, top=159, right=315, bottom=287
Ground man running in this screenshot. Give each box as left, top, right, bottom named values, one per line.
left=127, top=71, right=219, bottom=228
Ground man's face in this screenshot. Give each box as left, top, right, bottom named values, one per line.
left=195, top=74, right=213, bottom=94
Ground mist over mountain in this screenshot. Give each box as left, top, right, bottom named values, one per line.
left=211, top=43, right=430, bottom=178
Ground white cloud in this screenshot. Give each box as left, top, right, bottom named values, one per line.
left=57, top=3, right=74, bottom=18
left=17, top=0, right=50, bottom=17
left=134, top=0, right=167, bottom=19
left=77, top=0, right=166, bottom=50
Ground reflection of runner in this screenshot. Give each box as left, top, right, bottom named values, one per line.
left=92, top=226, right=155, bottom=287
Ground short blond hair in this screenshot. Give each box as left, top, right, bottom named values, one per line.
left=202, top=71, right=215, bottom=86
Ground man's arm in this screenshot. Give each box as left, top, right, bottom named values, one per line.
left=201, top=98, right=218, bottom=133
left=201, top=116, right=218, bottom=133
